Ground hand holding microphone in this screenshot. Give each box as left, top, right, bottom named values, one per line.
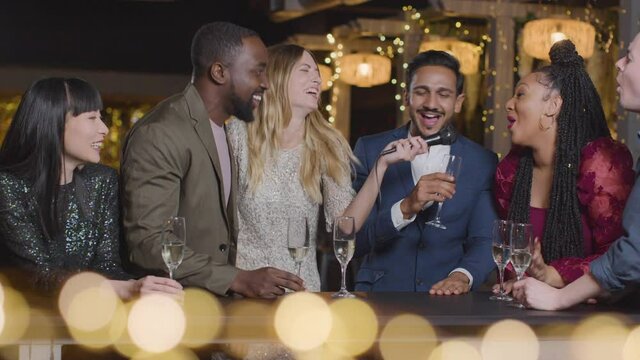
left=380, top=126, right=458, bottom=156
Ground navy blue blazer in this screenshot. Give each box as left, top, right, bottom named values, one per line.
left=352, top=124, right=498, bottom=291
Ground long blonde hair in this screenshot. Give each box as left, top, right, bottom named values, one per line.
left=246, top=44, right=354, bottom=203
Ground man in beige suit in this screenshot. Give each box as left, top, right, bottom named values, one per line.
left=121, top=22, right=304, bottom=298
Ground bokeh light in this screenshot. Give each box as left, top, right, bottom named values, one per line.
left=68, top=300, right=127, bottom=349
left=326, top=298, right=378, bottom=357
left=570, top=314, right=629, bottom=360
left=274, top=292, right=332, bottom=352
left=0, top=286, right=30, bottom=345
left=379, top=314, right=437, bottom=359
left=428, top=340, right=481, bottom=360
left=481, top=319, right=539, bottom=360
left=128, top=294, right=186, bottom=353
left=181, top=288, right=223, bottom=348
left=131, top=346, right=198, bottom=360
left=58, top=272, right=119, bottom=332
left=623, top=325, right=640, bottom=360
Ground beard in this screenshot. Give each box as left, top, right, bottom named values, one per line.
left=229, top=83, right=256, bottom=123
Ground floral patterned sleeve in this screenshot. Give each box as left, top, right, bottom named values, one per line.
left=550, top=138, right=635, bottom=283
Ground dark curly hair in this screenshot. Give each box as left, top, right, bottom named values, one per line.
left=507, top=40, right=611, bottom=263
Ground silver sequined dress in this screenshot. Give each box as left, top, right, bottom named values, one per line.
left=227, top=120, right=354, bottom=291
left=0, top=164, right=130, bottom=291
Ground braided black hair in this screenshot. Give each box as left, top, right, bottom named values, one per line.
left=507, top=40, right=611, bottom=263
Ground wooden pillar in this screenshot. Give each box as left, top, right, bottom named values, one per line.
left=484, top=15, right=515, bottom=158
left=618, top=0, right=640, bottom=163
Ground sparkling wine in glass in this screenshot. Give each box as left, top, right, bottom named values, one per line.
left=509, top=222, right=534, bottom=308
left=490, top=219, right=513, bottom=301
left=287, top=217, right=310, bottom=277
left=426, top=154, right=462, bottom=229
left=332, top=216, right=356, bottom=298
left=161, top=216, right=186, bottom=280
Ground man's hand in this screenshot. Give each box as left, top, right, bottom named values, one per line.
left=400, top=173, right=456, bottom=219
left=429, top=272, right=470, bottom=296
left=229, top=267, right=305, bottom=299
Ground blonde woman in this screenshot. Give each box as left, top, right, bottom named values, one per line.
left=227, top=44, right=426, bottom=292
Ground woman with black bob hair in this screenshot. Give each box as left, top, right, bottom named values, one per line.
left=494, top=40, right=636, bottom=292
left=0, top=77, right=182, bottom=299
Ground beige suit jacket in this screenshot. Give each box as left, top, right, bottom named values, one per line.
left=121, top=84, right=239, bottom=295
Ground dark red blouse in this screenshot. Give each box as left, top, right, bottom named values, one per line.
left=494, top=137, right=635, bottom=284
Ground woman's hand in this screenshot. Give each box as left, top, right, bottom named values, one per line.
left=526, top=238, right=565, bottom=287
left=379, top=136, right=428, bottom=166
left=512, top=277, right=564, bottom=310
left=492, top=279, right=516, bottom=295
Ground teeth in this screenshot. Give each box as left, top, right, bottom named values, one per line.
left=91, top=142, right=103, bottom=149
left=252, top=94, right=262, bottom=102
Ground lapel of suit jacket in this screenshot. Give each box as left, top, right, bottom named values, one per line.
left=391, top=123, right=418, bottom=197
left=184, top=84, right=230, bottom=226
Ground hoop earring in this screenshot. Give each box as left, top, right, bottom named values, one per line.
left=538, top=115, right=552, bottom=131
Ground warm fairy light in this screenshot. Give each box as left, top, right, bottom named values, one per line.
left=59, top=272, right=119, bottom=332
left=570, top=314, right=629, bottom=360
left=181, top=288, right=223, bottom=348
left=326, top=298, right=378, bottom=357
left=379, top=314, right=437, bottom=359
left=128, top=294, right=186, bottom=353
left=481, top=319, right=539, bottom=360
left=428, top=340, right=481, bottom=360
left=274, top=292, right=332, bottom=351
left=550, top=31, right=568, bottom=43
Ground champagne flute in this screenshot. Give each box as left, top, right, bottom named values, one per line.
left=509, top=223, right=534, bottom=308
left=490, top=219, right=513, bottom=301
left=332, top=216, right=356, bottom=298
left=426, top=154, right=462, bottom=229
left=161, top=216, right=186, bottom=280
left=287, top=217, right=310, bottom=277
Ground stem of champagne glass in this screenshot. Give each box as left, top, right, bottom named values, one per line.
left=340, top=263, right=347, bottom=292
left=434, top=202, right=444, bottom=221
left=169, top=268, right=173, bottom=280
left=498, top=266, right=505, bottom=294
left=296, top=262, right=301, bottom=277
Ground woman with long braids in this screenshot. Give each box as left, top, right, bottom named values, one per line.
left=494, top=40, right=635, bottom=290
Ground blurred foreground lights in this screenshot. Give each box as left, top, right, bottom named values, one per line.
left=623, top=325, right=640, bottom=359
left=274, top=292, right=332, bottom=351
left=379, top=314, right=437, bottom=359
left=571, top=314, right=629, bottom=360
left=59, top=272, right=120, bottom=332
left=181, top=288, right=223, bottom=348
left=131, top=346, right=198, bottom=360
left=326, top=298, right=378, bottom=357
left=0, top=286, right=29, bottom=344
left=429, top=340, right=481, bottom=360
left=481, top=319, right=539, bottom=360
left=128, top=294, right=186, bottom=353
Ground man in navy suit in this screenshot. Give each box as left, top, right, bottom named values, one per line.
left=352, top=50, right=497, bottom=294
